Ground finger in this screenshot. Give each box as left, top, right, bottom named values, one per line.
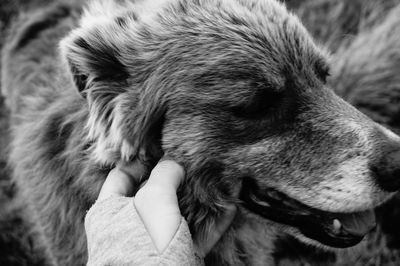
left=97, top=167, right=136, bottom=200
left=133, top=159, right=185, bottom=253
left=145, top=159, right=185, bottom=191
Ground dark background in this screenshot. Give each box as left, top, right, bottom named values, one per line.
left=1, top=0, right=400, bottom=265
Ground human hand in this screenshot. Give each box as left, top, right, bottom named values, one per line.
left=97, top=158, right=237, bottom=257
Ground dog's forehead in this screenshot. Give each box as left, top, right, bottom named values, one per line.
left=159, top=0, right=330, bottom=94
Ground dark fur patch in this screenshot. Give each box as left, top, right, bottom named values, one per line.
left=314, top=59, right=330, bottom=83
left=73, top=36, right=129, bottom=83
left=68, top=59, right=89, bottom=95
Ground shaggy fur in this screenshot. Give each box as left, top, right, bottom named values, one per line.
left=2, top=0, right=400, bottom=265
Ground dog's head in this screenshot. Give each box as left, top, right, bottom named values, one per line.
left=61, top=0, right=400, bottom=257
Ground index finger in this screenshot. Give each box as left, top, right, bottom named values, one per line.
left=97, top=167, right=135, bottom=200
left=97, top=160, right=147, bottom=200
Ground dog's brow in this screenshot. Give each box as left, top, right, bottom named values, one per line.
left=314, top=58, right=330, bottom=83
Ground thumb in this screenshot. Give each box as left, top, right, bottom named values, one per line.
left=97, top=160, right=146, bottom=200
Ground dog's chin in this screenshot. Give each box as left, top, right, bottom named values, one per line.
left=240, top=179, right=377, bottom=249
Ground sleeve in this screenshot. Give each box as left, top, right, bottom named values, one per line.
left=84, top=196, right=204, bottom=266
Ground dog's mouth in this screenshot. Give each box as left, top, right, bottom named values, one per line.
left=240, top=179, right=376, bottom=248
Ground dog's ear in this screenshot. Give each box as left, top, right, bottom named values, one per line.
left=60, top=23, right=165, bottom=164
left=60, top=30, right=129, bottom=98
left=59, top=0, right=136, bottom=97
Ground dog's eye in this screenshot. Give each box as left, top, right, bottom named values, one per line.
left=230, top=89, right=283, bottom=119
left=315, top=62, right=330, bottom=84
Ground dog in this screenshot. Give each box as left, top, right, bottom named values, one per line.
left=2, top=0, right=400, bottom=265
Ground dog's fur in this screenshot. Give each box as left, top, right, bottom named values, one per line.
left=2, top=0, right=400, bottom=265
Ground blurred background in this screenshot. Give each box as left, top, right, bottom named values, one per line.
left=1, top=0, right=400, bottom=265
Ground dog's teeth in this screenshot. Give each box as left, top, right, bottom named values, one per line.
left=333, top=219, right=342, bottom=233
left=258, top=201, right=271, bottom=207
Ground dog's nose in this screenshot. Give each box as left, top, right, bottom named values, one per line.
left=373, top=149, right=400, bottom=192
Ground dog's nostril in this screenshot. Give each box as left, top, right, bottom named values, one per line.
left=373, top=150, right=400, bottom=192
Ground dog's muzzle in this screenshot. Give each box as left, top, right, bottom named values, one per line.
left=240, top=179, right=376, bottom=248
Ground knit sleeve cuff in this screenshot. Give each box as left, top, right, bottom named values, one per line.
left=85, top=196, right=204, bottom=266
left=85, top=196, right=159, bottom=265
left=159, top=217, right=204, bottom=266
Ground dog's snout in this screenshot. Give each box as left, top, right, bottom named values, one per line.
left=372, top=149, right=400, bottom=192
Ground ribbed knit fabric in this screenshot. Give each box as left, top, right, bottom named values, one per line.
left=85, top=196, right=204, bottom=266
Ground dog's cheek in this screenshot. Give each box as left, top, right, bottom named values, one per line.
left=161, top=118, right=243, bottom=245
left=176, top=159, right=236, bottom=243
left=178, top=160, right=224, bottom=217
